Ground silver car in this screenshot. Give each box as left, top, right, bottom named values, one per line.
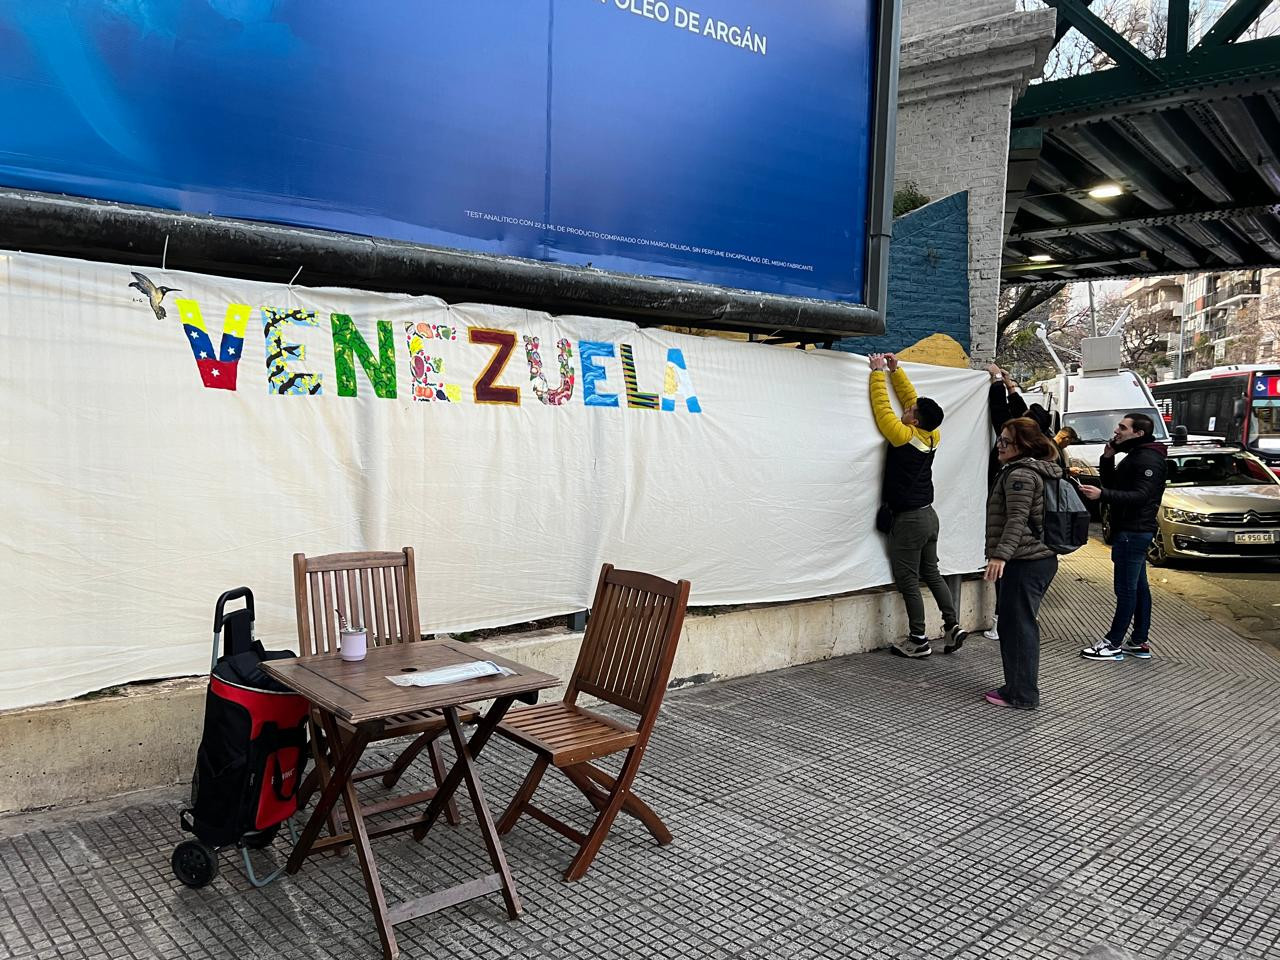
left=1147, top=446, right=1280, bottom=564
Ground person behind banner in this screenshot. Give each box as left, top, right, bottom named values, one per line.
left=983, top=364, right=1029, bottom=644
left=869, top=353, right=967, bottom=659
left=986, top=364, right=1028, bottom=490
left=981, top=418, right=1063, bottom=709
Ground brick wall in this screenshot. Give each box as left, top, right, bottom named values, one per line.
left=891, top=2, right=1055, bottom=363
left=895, top=82, right=1016, bottom=360
left=833, top=192, right=971, bottom=356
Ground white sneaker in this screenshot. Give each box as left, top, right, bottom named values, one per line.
left=1081, top=639, right=1125, bottom=661
left=891, top=635, right=932, bottom=659
left=983, top=616, right=999, bottom=641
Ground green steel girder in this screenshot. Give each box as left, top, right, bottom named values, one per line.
left=1009, top=203, right=1280, bottom=240
left=1194, top=0, right=1274, bottom=49
left=1013, top=34, right=1280, bottom=127
left=1005, top=0, right=1280, bottom=284
left=1053, top=0, right=1093, bottom=44
left=1125, top=112, right=1235, bottom=204
left=1003, top=254, right=1143, bottom=276
left=1007, top=258, right=1280, bottom=287
left=1042, top=0, right=1162, bottom=80
left=1167, top=0, right=1190, bottom=57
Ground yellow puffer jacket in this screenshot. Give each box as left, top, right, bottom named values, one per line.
left=871, top=368, right=940, bottom=512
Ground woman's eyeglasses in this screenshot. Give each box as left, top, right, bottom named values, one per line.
left=996, top=437, right=1014, bottom=448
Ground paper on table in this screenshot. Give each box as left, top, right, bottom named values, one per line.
left=386, top=660, right=515, bottom=687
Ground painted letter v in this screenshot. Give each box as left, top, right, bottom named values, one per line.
left=174, top=299, right=250, bottom=391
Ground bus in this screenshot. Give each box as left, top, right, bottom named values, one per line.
left=1151, top=365, right=1280, bottom=467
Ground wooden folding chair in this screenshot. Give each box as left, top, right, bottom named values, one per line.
left=292, top=548, right=470, bottom=835
left=494, top=563, right=690, bottom=881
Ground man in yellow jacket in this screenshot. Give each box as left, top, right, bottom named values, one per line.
left=869, top=352, right=965, bottom=658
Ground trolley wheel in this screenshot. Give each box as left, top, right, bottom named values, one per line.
left=172, top=840, right=219, bottom=888
left=241, top=825, right=280, bottom=850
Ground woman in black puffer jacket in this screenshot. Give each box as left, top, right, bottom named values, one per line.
left=982, top=417, right=1063, bottom=710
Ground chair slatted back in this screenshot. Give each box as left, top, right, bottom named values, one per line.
left=567, top=564, right=690, bottom=723
left=293, top=548, right=421, bottom=658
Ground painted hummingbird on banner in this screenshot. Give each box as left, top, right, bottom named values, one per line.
left=128, top=271, right=181, bottom=320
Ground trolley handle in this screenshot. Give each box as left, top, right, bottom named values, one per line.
left=212, top=587, right=256, bottom=670
left=214, top=587, right=254, bottom=633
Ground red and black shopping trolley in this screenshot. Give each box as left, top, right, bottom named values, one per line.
left=172, top=588, right=310, bottom=888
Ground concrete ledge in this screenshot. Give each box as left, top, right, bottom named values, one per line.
left=0, top=677, right=208, bottom=815
left=0, top=581, right=990, bottom=814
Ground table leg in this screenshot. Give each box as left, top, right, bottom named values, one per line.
left=287, top=718, right=373, bottom=874
left=412, top=696, right=514, bottom=842
left=441, top=706, right=522, bottom=919
left=320, top=712, right=399, bottom=960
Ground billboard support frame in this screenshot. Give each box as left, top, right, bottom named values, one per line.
left=865, top=0, right=903, bottom=335
left=0, top=0, right=900, bottom=339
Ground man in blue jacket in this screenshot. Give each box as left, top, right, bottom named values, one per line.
left=1077, top=412, right=1167, bottom=661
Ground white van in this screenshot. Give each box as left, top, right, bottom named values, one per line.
left=1018, top=389, right=1051, bottom=413
left=1035, top=370, right=1169, bottom=474
left=1032, top=333, right=1170, bottom=475
left=1044, top=371, right=1167, bottom=463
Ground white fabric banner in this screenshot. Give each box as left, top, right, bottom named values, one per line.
left=0, top=251, right=989, bottom=710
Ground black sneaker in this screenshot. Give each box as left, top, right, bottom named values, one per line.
left=891, top=636, right=932, bottom=659
left=1121, top=640, right=1152, bottom=659
left=941, top=625, right=968, bottom=655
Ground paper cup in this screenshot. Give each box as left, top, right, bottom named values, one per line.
left=340, top=629, right=367, bottom=662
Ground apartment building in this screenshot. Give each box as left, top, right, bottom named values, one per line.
left=1164, top=269, right=1280, bottom=378
left=1118, top=275, right=1182, bottom=377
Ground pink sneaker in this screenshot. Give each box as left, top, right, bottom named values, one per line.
left=983, top=689, right=1012, bottom=707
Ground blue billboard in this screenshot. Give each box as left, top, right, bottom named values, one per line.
left=0, top=1, right=879, bottom=305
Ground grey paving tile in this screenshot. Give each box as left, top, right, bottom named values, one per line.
left=3, top=549, right=1280, bottom=959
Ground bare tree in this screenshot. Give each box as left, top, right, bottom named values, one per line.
left=1120, top=307, right=1172, bottom=378
left=1014, top=0, right=1260, bottom=81
left=997, top=282, right=1067, bottom=343
left=996, top=285, right=1087, bottom=383
left=996, top=286, right=1168, bottom=382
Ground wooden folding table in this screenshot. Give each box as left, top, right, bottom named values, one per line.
left=264, top=640, right=558, bottom=960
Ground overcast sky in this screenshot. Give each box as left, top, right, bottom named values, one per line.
left=1066, top=278, right=1128, bottom=308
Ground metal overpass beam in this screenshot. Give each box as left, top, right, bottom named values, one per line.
left=1013, top=35, right=1280, bottom=127
left=1194, top=0, right=1274, bottom=49
left=1010, top=203, right=1280, bottom=240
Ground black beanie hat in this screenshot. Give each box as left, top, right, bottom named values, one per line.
left=916, top=397, right=944, bottom=431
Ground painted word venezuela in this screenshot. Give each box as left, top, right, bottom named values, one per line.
left=176, top=300, right=702, bottom=412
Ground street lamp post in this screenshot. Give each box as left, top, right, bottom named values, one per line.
left=1176, top=301, right=1186, bottom=379
left=1087, top=281, right=1097, bottom=337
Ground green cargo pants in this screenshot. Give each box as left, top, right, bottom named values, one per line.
left=888, top=505, right=957, bottom=638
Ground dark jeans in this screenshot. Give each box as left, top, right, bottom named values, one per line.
left=1106, top=531, right=1155, bottom=644
left=888, top=505, right=957, bottom=637
left=998, top=555, right=1058, bottom=709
